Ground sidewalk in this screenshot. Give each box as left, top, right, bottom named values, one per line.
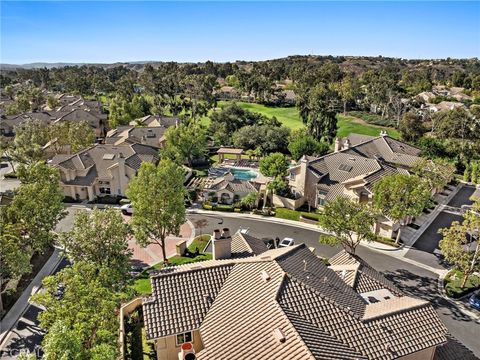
left=0, top=248, right=63, bottom=349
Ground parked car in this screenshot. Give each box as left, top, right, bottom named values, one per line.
left=469, top=292, right=480, bottom=311
left=278, top=237, right=295, bottom=247
left=120, top=203, right=134, bottom=215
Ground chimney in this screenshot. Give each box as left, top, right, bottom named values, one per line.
left=343, top=138, right=350, bottom=149
left=334, top=137, right=341, bottom=152
left=380, top=130, right=387, bottom=136
left=179, top=342, right=196, bottom=360
left=212, top=228, right=232, bottom=260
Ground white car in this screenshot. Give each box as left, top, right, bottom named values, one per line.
left=278, top=237, right=295, bottom=247
left=120, top=203, right=134, bottom=215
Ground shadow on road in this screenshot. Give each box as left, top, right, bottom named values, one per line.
left=383, top=269, right=474, bottom=323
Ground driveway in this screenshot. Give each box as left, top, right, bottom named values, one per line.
left=404, top=185, right=479, bottom=269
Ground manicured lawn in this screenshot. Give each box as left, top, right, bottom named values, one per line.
left=130, top=235, right=212, bottom=296
left=337, top=115, right=399, bottom=139
left=275, top=208, right=320, bottom=222
left=444, top=269, right=480, bottom=299
left=218, top=101, right=305, bottom=129
left=211, top=101, right=399, bottom=139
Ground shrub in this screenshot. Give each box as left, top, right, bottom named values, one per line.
left=444, top=269, right=480, bottom=298
left=300, top=212, right=320, bottom=221
left=202, top=203, right=213, bottom=210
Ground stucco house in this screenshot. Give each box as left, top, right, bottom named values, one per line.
left=129, top=114, right=181, bottom=128
left=139, top=228, right=449, bottom=360
left=105, top=126, right=168, bottom=148
left=203, top=172, right=260, bottom=205
left=50, top=143, right=159, bottom=201
left=287, top=133, right=422, bottom=237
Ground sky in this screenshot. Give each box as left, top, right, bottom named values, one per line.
left=1, top=1, right=479, bottom=64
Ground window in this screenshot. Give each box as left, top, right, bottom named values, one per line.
left=317, top=190, right=328, bottom=207
left=289, top=172, right=296, bottom=181
left=176, top=331, right=193, bottom=346
left=99, top=187, right=111, bottom=195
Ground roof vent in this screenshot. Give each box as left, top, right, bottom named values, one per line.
left=273, top=328, right=286, bottom=343
left=261, top=270, right=271, bottom=282
left=341, top=269, right=347, bottom=279
left=203, top=294, right=212, bottom=305
left=103, top=153, right=115, bottom=160
left=303, top=260, right=308, bottom=272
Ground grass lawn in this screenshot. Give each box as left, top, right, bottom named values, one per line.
left=444, top=269, right=480, bottom=299
left=210, top=101, right=399, bottom=139
left=275, top=208, right=320, bottom=222
left=131, top=235, right=212, bottom=296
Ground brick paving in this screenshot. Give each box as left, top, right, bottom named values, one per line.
left=123, top=213, right=193, bottom=267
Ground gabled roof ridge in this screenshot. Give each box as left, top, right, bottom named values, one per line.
left=56, top=144, right=97, bottom=167
left=362, top=296, right=431, bottom=321
left=283, top=271, right=362, bottom=319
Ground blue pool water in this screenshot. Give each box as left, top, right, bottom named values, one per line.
left=230, top=168, right=258, bottom=181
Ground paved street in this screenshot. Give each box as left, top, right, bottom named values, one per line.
left=189, top=213, right=480, bottom=357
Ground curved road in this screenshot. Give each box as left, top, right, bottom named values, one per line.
left=189, top=213, right=480, bottom=357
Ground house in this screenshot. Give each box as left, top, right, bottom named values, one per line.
left=105, top=126, right=167, bottom=148
left=50, top=143, right=159, bottom=201
left=427, top=101, right=466, bottom=112
left=140, top=229, right=448, bottom=360
left=287, top=133, right=422, bottom=237
left=129, top=114, right=180, bottom=128
left=52, top=108, right=108, bottom=139
left=203, top=172, right=260, bottom=205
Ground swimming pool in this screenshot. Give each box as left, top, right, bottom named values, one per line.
left=230, top=168, right=258, bottom=181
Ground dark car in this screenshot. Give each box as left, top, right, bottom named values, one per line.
left=469, top=292, right=480, bottom=311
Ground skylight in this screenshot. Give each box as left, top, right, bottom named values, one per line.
left=338, top=164, right=353, bottom=172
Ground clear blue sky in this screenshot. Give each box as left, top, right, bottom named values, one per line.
left=1, top=1, right=479, bottom=64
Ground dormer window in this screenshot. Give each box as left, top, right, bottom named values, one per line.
left=289, top=172, right=296, bottom=181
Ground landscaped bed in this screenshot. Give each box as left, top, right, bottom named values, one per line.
left=444, top=269, right=480, bottom=299
left=130, top=235, right=212, bottom=296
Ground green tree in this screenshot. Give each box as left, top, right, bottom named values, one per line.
left=334, top=74, right=361, bottom=114
left=59, top=208, right=132, bottom=285
left=297, top=82, right=339, bottom=142
left=12, top=119, right=49, bottom=164
left=318, top=196, right=377, bottom=254
left=464, top=163, right=472, bottom=182
left=373, top=174, right=431, bottom=244
left=46, top=95, right=59, bottom=110
left=259, top=152, right=289, bottom=179
left=0, top=221, right=31, bottom=315
left=399, top=112, right=426, bottom=143
left=240, top=192, right=258, bottom=210
left=126, top=159, right=186, bottom=260
left=33, top=262, right=120, bottom=360
left=163, top=123, right=207, bottom=167
left=6, top=162, right=65, bottom=252
left=439, top=198, right=480, bottom=288
left=287, top=128, right=329, bottom=160
left=412, top=158, right=455, bottom=194
left=48, top=120, right=96, bottom=155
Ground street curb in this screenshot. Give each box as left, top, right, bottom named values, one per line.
left=437, top=270, right=480, bottom=322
